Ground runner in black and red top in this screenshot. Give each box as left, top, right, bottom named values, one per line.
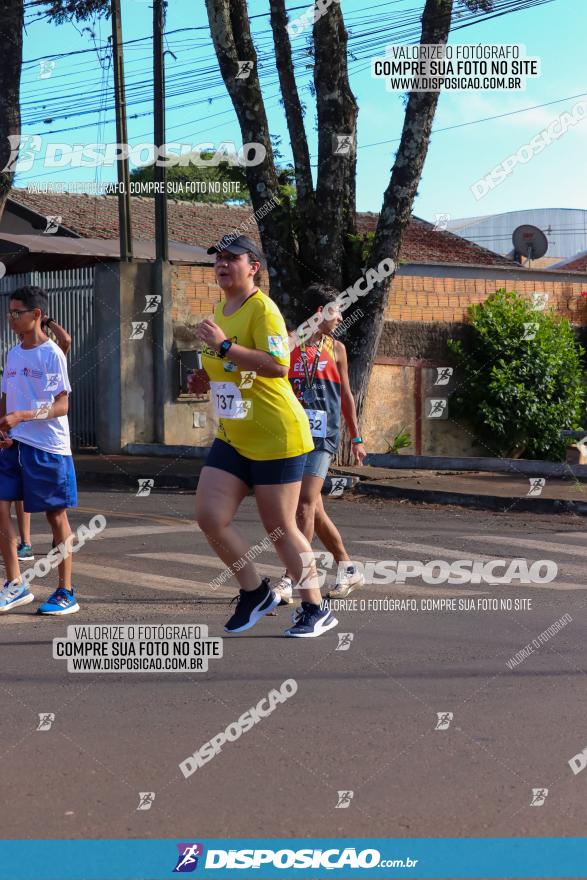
left=272, top=284, right=367, bottom=605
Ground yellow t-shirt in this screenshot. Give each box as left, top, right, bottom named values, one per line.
left=201, top=290, right=313, bottom=461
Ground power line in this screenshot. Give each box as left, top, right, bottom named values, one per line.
left=20, top=0, right=553, bottom=66
left=14, top=0, right=562, bottom=177
left=18, top=0, right=554, bottom=128
left=20, top=0, right=333, bottom=64
left=360, top=91, right=587, bottom=150
left=20, top=86, right=585, bottom=184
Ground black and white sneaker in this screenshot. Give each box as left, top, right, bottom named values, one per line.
left=284, top=602, right=338, bottom=638
left=224, top=578, right=280, bottom=633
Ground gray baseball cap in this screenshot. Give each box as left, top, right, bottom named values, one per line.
left=207, top=234, right=265, bottom=262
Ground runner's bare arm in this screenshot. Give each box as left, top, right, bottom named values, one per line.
left=198, top=319, right=287, bottom=378
left=0, top=394, right=9, bottom=445
left=0, top=390, right=69, bottom=430
left=44, top=317, right=72, bottom=356
left=220, top=343, right=288, bottom=378
left=335, top=341, right=366, bottom=464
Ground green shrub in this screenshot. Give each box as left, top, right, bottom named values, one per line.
left=385, top=427, right=412, bottom=454
left=447, top=288, right=585, bottom=460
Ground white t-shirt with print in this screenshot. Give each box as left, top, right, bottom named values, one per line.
left=1, top=339, right=72, bottom=455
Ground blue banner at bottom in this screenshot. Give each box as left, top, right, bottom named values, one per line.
left=1, top=838, right=587, bottom=879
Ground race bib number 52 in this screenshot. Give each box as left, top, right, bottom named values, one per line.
left=306, top=408, right=327, bottom=438
left=210, top=381, right=251, bottom=419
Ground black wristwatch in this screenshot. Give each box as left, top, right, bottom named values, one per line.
left=218, top=339, right=233, bottom=359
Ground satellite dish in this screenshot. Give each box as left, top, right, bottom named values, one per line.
left=512, top=225, right=548, bottom=263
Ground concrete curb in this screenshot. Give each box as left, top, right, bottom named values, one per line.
left=122, top=443, right=208, bottom=459
left=355, top=480, right=587, bottom=515
left=77, top=472, right=198, bottom=491
left=364, top=453, right=587, bottom=478
left=77, top=471, right=359, bottom=494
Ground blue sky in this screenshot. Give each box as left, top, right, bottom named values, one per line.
left=17, top=0, right=585, bottom=229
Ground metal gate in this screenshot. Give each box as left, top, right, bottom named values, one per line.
left=0, top=268, right=96, bottom=449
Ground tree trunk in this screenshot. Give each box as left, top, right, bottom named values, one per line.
left=0, top=0, right=23, bottom=222
left=205, top=0, right=464, bottom=467
left=347, top=0, right=455, bottom=438
left=268, top=0, right=318, bottom=278
left=205, top=0, right=303, bottom=321
left=313, top=3, right=358, bottom=289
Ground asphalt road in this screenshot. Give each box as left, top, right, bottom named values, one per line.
left=2, top=489, right=587, bottom=844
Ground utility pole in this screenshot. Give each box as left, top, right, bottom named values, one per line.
left=111, top=0, right=132, bottom=260
left=153, top=0, right=168, bottom=263
left=152, top=0, right=169, bottom=443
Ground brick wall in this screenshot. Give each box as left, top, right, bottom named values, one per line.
left=167, top=263, right=587, bottom=456
left=172, top=264, right=587, bottom=326
left=374, top=270, right=587, bottom=455
left=171, top=265, right=220, bottom=324
left=171, top=264, right=270, bottom=325
left=387, top=274, right=587, bottom=324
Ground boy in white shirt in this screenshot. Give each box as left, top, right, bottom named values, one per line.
left=0, top=285, right=79, bottom=615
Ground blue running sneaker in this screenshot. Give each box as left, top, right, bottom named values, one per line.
left=38, top=587, right=79, bottom=615
left=224, top=578, right=279, bottom=633
left=0, top=580, right=34, bottom=613
left=17, top=543, right=35, bottom=561
left=284, top=601, right=338, bottom=638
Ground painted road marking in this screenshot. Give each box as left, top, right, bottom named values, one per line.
left=354, top=540, right=586, bottom=590
left=27, top=524, right=196, bottom=545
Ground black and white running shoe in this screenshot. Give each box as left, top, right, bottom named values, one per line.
left=224, top=578, right=280, bottom=633
left=284, top=601, right=338, bottom=638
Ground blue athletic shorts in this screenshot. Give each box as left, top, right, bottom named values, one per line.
left=303, top=449, right=332, bottom=480
left=205, top=438, right=307, bottom=488
left=0, top=440, right=78, bottom=513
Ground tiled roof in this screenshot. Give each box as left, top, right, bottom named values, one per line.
left=7, top=189, right=519, bottom=268
left=549, top=251, right=587, bottom=272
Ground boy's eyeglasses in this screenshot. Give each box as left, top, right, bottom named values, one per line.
left=8, top=309, right=34, bottom=319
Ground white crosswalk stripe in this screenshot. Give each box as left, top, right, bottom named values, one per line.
left=60, top=542, right=587, bottom=595
left=130, top=552, right=285, bottom=578
left=72, top=562, right=233, bottom=596
left=96, top=524, right=197, bottom=540
left=470, top=534, right=587, bottom=559
left=554, top=531, right=587, bottom=538
left=28, top=524, right=196, bottom=544
left=128, top=552, right=487, bottom=598
left=356, top=539, right=493, bottom=562
left=354, top=539, right=587, bottom=590
left=7, top=529, right=586, bottom=608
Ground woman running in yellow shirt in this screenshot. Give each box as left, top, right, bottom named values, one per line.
left=192, top=234, right=338, bottom=638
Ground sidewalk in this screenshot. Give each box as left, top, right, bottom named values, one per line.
left=74, top=452, right=587, bottom=514
left=74, top=453, right=204, bottom=491
left=74, top=454, right=354, bottom=495
left=330, top=464, right=587, bottom=515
